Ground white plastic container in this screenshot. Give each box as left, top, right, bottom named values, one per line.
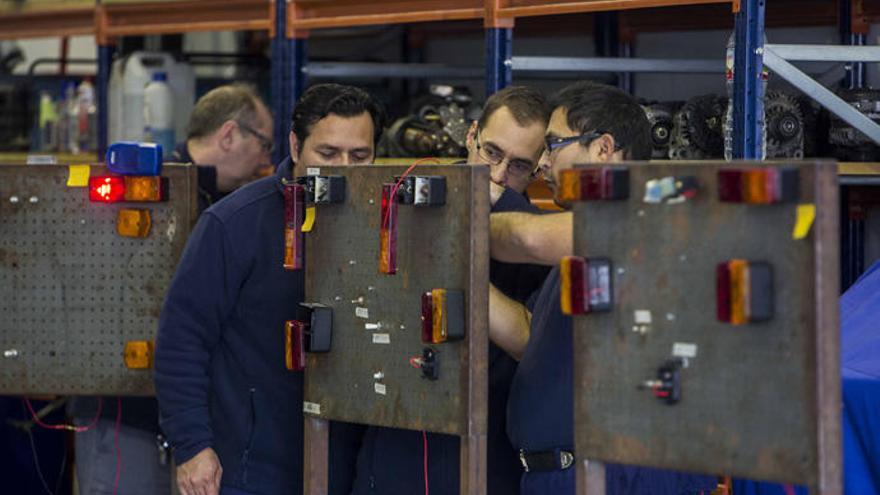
left=144, top=72, right=176, bottom=156
left=109, top=52, right=195, bottom=144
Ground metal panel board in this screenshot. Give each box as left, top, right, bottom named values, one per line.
left=0, top=164, right=198, bottom=395
left=571, top=162, right=840, bottom=489
left=302, top=165, right=489, bottom=437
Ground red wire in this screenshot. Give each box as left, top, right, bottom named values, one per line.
left=783, top=485, right=796, bottom=495
left=409, top=356, right=423, bottom=369
left=422, top=430, right=429, bottom=495
left=24, top=397, right=103, bottom=432
left=113, top=397, right=122, bottom=495
left=382, top=157, right=441, bottom=230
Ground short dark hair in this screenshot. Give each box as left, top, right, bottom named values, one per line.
left=187, top=84, right=265, bottom=140
left=291, top=83, right=386, bottom=147
left=478, top=85, right=550, bottom=130
left=551, top=81, right=651, bottom=160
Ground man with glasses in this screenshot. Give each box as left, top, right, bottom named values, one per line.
left=155, top=84, right=385, bottom=495
left=489, top=81, right=718, bottom=495
left=351, top=86, right=550, bottom=495
left=172, top=84, right=274, bottom=211
left=68, top=83, right=274, bottom=495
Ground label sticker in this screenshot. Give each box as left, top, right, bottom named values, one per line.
left=793, top=203, right=816, bottom=240
left=356, top=307, right=369, bottom=319
left=303, top=402, right=321, bottom=415
left=67, top=165, right=90, bottom=187
left=374, top=383, right=387, bottom=395
left=372, top=333, right=390, bottom=344
left=634, top=310, right=653, bottom=324
left=672, top=342, right=698, bottom=358
left=301, top=206, right=316, bottom=232
left=306, top=167, right=321, bottom=176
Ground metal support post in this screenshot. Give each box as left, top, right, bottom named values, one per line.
left=96, top=44, right=115, bottom=158
left=485, top=27, right=512, bottom=96
left=285, top=36, right=306, bottom=158
left=731, top=0, right=766, bottom=160
left=840, top=0, right=867, bottom=89
left=271, top=0, right=287, bottom=164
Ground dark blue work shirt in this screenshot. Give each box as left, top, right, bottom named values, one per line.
left=155, top=158, right=305, bottom=494
left=508, top=268, right=717, bottom=495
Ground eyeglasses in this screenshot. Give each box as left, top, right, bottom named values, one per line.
left=237, top=121, right=275, bottom=154
left=544, top=131, right=619, bottom=154
left=475, top=131, right=540, bottom=179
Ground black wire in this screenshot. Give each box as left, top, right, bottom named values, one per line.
left=21, top=401, right=68, bottom=495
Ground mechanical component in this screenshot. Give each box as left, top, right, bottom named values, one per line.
left=669, top=94, right=726, bottom=160
left=642, top=102, right=678, bottom=159
left=378, top=85, right=476, bottom=158
left=640, top=359, right=684, bottom=405
left=828, top=88, right=880, bottom=162
left=765, top=91, right=804, bottom=159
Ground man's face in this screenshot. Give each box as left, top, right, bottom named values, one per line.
left=292, top=112, right=375, bottom=166
left=226, top=103, right=274, bottom=188
left=466, top=106, right=546, bottom=194
left=539, top=107, right=619, bottom=208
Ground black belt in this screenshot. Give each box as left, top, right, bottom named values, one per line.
left=519, top=448, right=575, bottom=472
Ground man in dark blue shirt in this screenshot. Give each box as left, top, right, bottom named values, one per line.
left=489, top=81, right=718, bottom=495
left=155, top=83, right=385, bottom=495
left=352, top=86, right=551, bottom=495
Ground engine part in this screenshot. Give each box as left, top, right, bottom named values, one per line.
left=828, top=88, right=880, bottom=162
left=642, top=102, right=678, bottom=159
left=669, top=94, right=726, bottom=160
left=765, top=91, right=804, bottom=159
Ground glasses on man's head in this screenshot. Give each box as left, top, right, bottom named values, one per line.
left=544, top=130, right=619, bottom=155
left=236, top=120, right=275, bottom=154
left=475, top=131, right=540, bottom=179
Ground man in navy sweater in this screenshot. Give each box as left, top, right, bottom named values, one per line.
left=155, top=83, right=385, bottom=495
left=352, top=86, right=551, bottom=495
left=490, top=81, right=719, bottom=495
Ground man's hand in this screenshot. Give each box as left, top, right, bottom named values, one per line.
left=489, top=181, right=505, bottom=207
left=177, top=447, right=222, bottom=495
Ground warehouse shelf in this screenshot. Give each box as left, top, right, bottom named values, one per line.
left=97, top=0, right=269, bottom=40
left=0, top=2, right=95, bottom=40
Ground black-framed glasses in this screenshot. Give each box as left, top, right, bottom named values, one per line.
left=475, top=130, right=540, bottom=178
left=237, top=120, right=275, bottom=154
left=544, top=130, right=619, bottom=154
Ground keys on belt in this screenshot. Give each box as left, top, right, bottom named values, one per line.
left=519, top=448, right=575, bottom=472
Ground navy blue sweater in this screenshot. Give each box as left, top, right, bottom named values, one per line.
left=155, top=158, right=304, bottom=494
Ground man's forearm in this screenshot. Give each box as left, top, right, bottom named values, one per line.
left=489, top=284, right=531, bottom=360
left=490, top=211, right=573, bottom=265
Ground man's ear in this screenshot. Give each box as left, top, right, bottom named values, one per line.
left=217, top=120, right=238, bottom=153
left=465, top=121, right=478, bottom=150
left=288, top=131, right=300, bottom=160
left=593, top=133, right=617, bottom=163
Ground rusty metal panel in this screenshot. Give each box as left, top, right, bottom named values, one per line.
left=0, top=164, right=198, bottom=395
left=302, top=165, right=489, bottom=437
left=571, top=162, right=840, bottom=490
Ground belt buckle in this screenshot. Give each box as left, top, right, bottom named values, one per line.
left=519, top=450, right=530, bottom=472
left=559, top=450, right=574, bottom=470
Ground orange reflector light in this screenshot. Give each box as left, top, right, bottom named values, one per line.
left=123, top=340, right=154, bottom=369
left=285, top=320, right=306, bottom=371
left=431, top=289, right=447, bottom=343
left=558, top=169, right=582, bottom=203
left=717, top=260, right=774, bottom=325
left=560, top=256, right=587, bottom=315
left=728, top=259, right=749, bottom=325
left=124, top=176, right=167, bottom=202
left=116, top=209, right=151, bottom=238
left=283, top=183, right=305, bottom=270
left=89, top=176, right=125, bottom=202
left=379, top=183, right=398, bottom=274
left=420, top=288, right=465, bottom=344
left=742, top=170, right=769, bottom=204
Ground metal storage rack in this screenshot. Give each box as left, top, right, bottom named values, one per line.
left=0, top=0, right=878, bottom=306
